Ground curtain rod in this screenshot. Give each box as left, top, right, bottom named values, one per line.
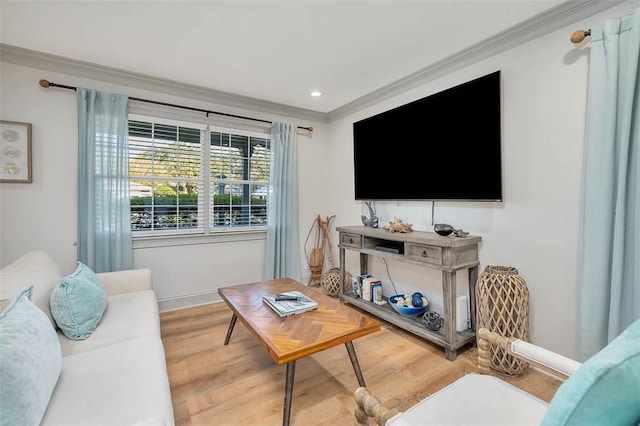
left=38, top=79, right=313, bottom=132
left=570, top=29, right=591, bottom=44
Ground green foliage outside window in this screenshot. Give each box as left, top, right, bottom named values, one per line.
left=130, top=194, right=266, bottom=206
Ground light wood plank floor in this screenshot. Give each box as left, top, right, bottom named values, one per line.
left=160, top=296, right=561, bottom=425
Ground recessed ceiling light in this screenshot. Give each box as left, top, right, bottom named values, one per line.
left=310, top=91, right=322, bottom=97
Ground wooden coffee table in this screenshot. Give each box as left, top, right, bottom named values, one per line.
left=218, top=277, right=380, bottom=426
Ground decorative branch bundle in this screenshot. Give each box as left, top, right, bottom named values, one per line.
left=305, top=214, right=336, bottom=285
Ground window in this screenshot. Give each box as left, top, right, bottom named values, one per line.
left=210, top=131, right=270, bottom=228
left=128, top=115, right=270, bottom=236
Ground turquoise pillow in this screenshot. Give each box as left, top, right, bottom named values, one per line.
left=0, top=286, right=62, bottom=426
left=50, top=262, right=108, bottom=340
left=542, top=318, right=640, bottom=425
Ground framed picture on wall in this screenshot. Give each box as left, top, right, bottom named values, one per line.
left=0, top=120, right=32, bottom=183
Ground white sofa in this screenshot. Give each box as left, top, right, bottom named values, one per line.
left=0, top=250, right=175, bottom=426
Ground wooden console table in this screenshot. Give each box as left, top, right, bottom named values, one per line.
left=337, top=225, right=482, bottom=360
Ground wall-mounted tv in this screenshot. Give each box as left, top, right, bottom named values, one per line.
left=353, top=70, right=502, bottom=201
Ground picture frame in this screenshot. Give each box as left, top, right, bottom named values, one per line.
left=0, top=120, right=32, bottom=183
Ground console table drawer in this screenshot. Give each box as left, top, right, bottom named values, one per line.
left=340, top=233, right=362, bottom=248
left=406, top=244, right=442, bottom=265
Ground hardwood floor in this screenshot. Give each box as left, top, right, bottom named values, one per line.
left=160, top=294, right=561, bottom=425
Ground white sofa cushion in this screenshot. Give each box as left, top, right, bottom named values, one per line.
left=41, top=336, right=174, bottom=426
left=98, top=268, right=152, bottom=295
left=58, top=290, right=160, bottom=356
left=0, top=250, right=61, bottom=328
left=387, top=373, right=548, bottom=426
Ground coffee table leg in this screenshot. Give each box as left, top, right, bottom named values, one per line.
left=223, top=313, right=237, bottom=345
left=283, top=361, right=296, bottom=426
left=345, top=341, right=366, bottom=387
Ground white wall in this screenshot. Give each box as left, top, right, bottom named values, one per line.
left=0, top=62, right=330, bottom=311
left=325, top=3, right=635, bottom=360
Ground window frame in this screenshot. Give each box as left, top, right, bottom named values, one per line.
left=128, top=113, right=271, bottom=245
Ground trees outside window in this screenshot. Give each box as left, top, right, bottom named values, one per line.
left=128, top=116, right=270, bottom=235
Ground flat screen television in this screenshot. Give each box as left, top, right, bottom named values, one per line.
left=353, top=70, right=502, bottom=201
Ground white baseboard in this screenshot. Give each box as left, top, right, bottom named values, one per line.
left=158, top=290, right=223, bottom=313
left=158, top=275, right=320, bottom=313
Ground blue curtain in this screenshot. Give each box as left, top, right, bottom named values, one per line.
left=77, top=88, right=133, bottom=273
left=263, top=123, right=301, bottom=281
left=580, top=7, right=640, bottom=360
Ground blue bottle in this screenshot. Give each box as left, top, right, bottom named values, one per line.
left=412, top=292, right=424, bottom=307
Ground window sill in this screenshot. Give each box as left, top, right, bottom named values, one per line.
left=132, top=228, right=266, bottom=249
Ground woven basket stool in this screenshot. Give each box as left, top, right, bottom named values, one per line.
left=476, top=265, right=530, bottom=376
left=321, top=268, right=353, bottom=297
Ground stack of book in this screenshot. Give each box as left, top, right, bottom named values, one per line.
left=352, top=274, right=386, bottom=305
left=262, top=291, right=318, bottom=318
left=351, top=273, right=371, bottom=298
left=363, top=277, right=385, bottom=304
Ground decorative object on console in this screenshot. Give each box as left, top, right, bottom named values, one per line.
left=351, top=273, right=372, bottom=298
left=388, top=294, right=429, bottom=317
left=422, top=311, right=443, bottom=331
left=411, top=292, right=424, bottom=307
left=362, top=277, right=382, bottom=302
left=371, top=283, right=386, bottom=305
left=321, top=268, right=353, bottom=297
left=454, top=229, right=469, bottom=237
left=434, top=223, right=455, bottom=236
left=383, top=217, right=413, bottom=233
left=361, top=200, right=378, bottom=227
left=476, top=265, right=530, bottom=376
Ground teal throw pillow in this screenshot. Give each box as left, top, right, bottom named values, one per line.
left=542, top=318, right=640, bottom=425
left=50, top=262, right=108, bottom=340
left=0, top=286, right=62, bottom=426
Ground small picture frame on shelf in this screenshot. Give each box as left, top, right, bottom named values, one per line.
left=0, top=120, right=32, bottom=183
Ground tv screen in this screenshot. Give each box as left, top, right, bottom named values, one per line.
left=353, top=70, right=502, bottom=201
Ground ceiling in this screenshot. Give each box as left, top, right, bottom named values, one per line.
left=1, top=1, right=583, bottom=114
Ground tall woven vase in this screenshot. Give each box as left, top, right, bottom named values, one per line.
left=309, top=247, right=324, bottom=285
left=476, top=265, right=530, bottom=376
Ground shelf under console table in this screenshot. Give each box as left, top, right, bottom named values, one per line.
left=337, top=225, right=482, bottom=361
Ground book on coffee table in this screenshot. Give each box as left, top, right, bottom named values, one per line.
left=262, top=291, right=318, bottom=317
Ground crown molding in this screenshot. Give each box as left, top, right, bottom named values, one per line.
left=327, top=0, right=628, bottom=121
left=0, top=43, right=329, bottom=124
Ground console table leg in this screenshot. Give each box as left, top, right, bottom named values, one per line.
left=442, top=271, right=458, bottom=360
left=345, top=341, right=366, bottom=387
left=468, top=265, right=479, bottom=333
left=445, top=348, right=457, bottom=361
left=283, top=361, right=296, bottom=426
left=223, top=313, right=237, bottom=345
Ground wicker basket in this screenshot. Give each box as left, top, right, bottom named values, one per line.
left=476, top=265, right=530, bottom=376
left=321, top=268, right=353, bottom=297
left=309, top=247, right=324, bottom=285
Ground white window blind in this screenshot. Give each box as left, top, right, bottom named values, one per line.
left=129, top=117, right=206, bottom=235
left=128, top=115, right=270, bottom=236
left=209, top=131, right=270, bottom=228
